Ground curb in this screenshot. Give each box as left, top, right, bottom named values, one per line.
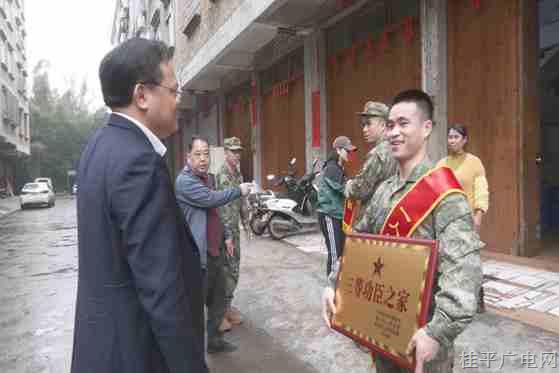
left=0, top=207, right=20, bottom=219
left=0, top=198, right=21, bottom=220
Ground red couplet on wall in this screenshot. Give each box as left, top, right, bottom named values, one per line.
left=312, top=90, right=321, bottom=147
left=251, top=79, right=258, bottom=128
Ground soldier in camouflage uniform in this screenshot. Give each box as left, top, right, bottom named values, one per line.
left=345, top=101, right=398, bottom=223
left=323, top=90, right=482, bottom=373
left=216, top=137, right=247, bottom=330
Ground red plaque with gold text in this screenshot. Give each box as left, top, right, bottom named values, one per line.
left=330, top=232, right=438, bottom=370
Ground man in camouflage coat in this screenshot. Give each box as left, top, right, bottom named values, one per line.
left=216, top=137, right=247, bottom=330
left=345, top=101, right=397, bottom=223
left=323, top=90, right=482, bottom=373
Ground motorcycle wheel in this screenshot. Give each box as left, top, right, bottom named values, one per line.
left=249, top=213, right=267, bottom=236
left=268, top=215, right=297, bottom=240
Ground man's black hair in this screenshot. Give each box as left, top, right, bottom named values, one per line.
left=99, top=38, right=174, bottom=108
left=188, top=135, right=209, bottom=152
left=392, top=89, right=434, bottom=121
left=448, top=123, right=468, bottom=138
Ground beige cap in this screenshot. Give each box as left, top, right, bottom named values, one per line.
left=224, top=136, right=243, bottom=150
left=356, top=101, right=389, bottom=118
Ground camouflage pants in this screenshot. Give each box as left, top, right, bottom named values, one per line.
left=224, top=231, right=241, bottom=309
left=373, top=346, right=454, bottom=373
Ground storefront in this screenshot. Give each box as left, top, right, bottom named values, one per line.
left=224, top=82, right=254, bottom=182
left=260, top=47, right=306, bottom=188
left=325, top=0, right=421, bottom=176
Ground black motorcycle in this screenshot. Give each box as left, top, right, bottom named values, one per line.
left=268, top=158, right=319, bottom=217
left=248, top=158, right=320, bottom=239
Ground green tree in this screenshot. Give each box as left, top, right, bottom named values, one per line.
left=22, top=61, right=106, bottom=192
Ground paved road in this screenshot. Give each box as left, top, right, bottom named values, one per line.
left=0, top=197, right=77, bottom=373
left=0, top=198, right=327, bottom=373
left=2, top=198, right=559, bottom=372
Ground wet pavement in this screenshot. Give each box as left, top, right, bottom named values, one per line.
left=2, top=198, right=559, bottom=372
left=0, top=196, right=20, bottom=219
left=0, top=196, right=76, bottom=373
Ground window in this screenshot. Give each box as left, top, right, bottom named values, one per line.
left=17, top=107, right=22, bottom=129
left=8, top=49, right=14, bottom=77
left=166, top=2, right=175, bottom=47
left=0, top=41, right=5, bottom=67
left=119, top=6, right=129, bottom=36
left=0, top=0, right=6, bottom=19
left=1, top=86, right=8, bottom=122
left=6, top=2, right=13, bottom=31
left=183, top=14, right=200, bottom=38
left=182, top=0, right=201, bottom=39
left=136, top=11, right=147, bottom=37
left=151, top=8, right=161, bottom=40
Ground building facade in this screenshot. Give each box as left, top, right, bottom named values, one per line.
left=0, top=0, right=30, bottom=196
left=114, top=0, right=559, bottom=259
left=111, top=0, right=176, bottom=47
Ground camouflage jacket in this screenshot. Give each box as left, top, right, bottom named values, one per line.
left=331, top=158, right=483, bottom=348
left=345, top=140, right=397, bottom=223
left=215, top=163, right=243, bottom=239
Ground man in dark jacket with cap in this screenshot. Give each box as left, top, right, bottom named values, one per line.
left=317, top=136, right=356, bottom=277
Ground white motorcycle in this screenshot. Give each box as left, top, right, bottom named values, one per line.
left=259, top=158, right=321, bottom=240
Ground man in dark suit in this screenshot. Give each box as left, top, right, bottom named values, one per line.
left=71, top=38, right=207, bottom=373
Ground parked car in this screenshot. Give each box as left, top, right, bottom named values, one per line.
left=34, top=177, right=54, bottom=192
left=72, top=184, right=78, bottom=195
left=20, top=182, right=56, bottom=209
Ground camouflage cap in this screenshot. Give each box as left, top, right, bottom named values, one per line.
left=224, top=136, right=243, bottom=150
left=356, top=101, right=389, bottom=118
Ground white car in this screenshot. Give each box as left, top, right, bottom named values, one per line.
left=20, top=182, right=56, bottom=209
left=34, top=177, right=54, bottom=192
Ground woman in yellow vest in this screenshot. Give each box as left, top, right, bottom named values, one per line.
left=437, top=123, right=489, bottom=311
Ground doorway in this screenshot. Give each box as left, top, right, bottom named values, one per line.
left=538, top=0, right=559, bottom=258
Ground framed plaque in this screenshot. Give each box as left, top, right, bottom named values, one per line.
left=330, top=232, right=438, bottom=370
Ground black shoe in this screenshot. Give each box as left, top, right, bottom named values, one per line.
left=208, top=339, right=238, bottom=354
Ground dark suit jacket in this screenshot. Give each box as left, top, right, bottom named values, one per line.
left=71, top=113, right=207, bottom=373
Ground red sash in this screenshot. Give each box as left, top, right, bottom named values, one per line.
left=342, top=199, right=357, bottom=233
left=380, top=166, right=464, bottom=237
